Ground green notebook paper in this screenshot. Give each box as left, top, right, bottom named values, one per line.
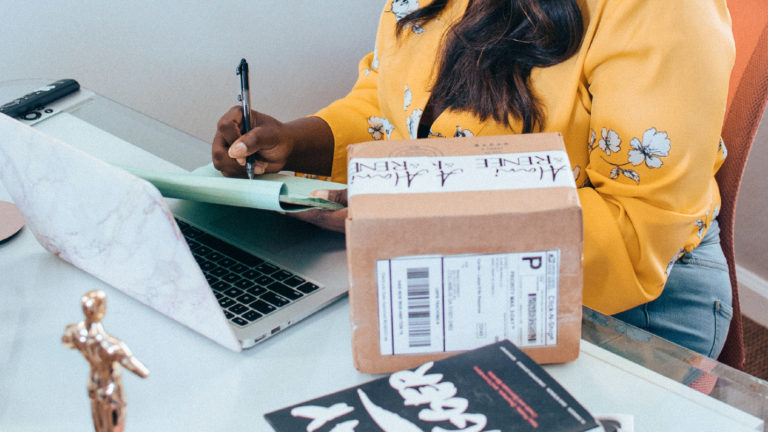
left=122, top=163, right=346, bottom=212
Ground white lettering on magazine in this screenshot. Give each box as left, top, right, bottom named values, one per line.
left=288, top=362, right=501, bottom=431
left=290, top=403, right=355, bottom=431
left=389, top=362, right=501, bottom=432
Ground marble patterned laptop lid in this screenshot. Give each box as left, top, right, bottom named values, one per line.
left=0, top=113, right=240, bottom=351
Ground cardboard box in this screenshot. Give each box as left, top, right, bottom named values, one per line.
left=345, top=133, right=583, bottom=373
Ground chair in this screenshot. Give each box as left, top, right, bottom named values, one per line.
left=714, top=0, right=768, bottom=370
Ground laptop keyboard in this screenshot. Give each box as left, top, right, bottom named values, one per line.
left=176, top=219, right=321, bottom=327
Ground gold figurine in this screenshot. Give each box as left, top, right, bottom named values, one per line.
left=63, top=290, right=149, bottom=432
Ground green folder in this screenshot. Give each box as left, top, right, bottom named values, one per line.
left=122, top=163, right=346, bottom=212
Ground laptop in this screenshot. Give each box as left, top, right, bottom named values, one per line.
left=0, top=112, right=348, bottom=352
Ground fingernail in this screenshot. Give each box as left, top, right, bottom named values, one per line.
left=252, top=163, right=266, bottom=175
left=228, top=142, right=246, bottom=157
left=311, top=189, right=330, bottom=200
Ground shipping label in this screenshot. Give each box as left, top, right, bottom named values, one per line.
left=377, top=250, right=560, bottom=355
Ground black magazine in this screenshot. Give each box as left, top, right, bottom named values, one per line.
left=265, top=340, right=600, bottom=431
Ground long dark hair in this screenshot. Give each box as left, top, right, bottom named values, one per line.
left=397, top=0, right=584, bottom=133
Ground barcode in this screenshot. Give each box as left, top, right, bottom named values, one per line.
left=527, top=293, right=537, bottom=342
left=407, top=267, right=431, bottom=348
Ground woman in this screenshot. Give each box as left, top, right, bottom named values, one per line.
left=212, top=0, right=735, bottom=358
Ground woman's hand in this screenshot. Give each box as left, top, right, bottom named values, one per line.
left=212, top=106, right=294, bottom=178
left=288, top=189, right=348, bottom=233
left=212, top=108, right=336, bottom=178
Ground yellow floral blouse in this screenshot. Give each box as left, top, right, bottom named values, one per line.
left=314, top=0, right=735, bottom=315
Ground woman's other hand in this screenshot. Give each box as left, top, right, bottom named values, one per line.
left=288, top=189, right=348, bottom=233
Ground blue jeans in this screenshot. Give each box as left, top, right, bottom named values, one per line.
left=613, top=219, right=733, bottom=358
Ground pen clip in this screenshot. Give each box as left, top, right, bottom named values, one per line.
left=237, top=58, right=251, bottom=133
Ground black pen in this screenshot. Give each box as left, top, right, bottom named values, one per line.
left=237, top=58, right=255, bottom=179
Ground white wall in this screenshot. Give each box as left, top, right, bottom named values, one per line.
left=2, top=1, right=766, bottom=318
left=0, top=1, right=381, bottom=142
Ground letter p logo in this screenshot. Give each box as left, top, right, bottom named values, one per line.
left=522, top=256, right=542, bottom=269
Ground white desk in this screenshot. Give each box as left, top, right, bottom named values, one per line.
left=1, top=82, right=766, bottom=431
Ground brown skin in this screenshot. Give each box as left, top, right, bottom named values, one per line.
left=290, top=188, right=348, bottom=233
left=211, top=106, right=347, bottom=232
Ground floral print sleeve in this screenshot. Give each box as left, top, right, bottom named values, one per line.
left=588, top=127, right=670, bottom=183
left=578, top=0, right=734, bottom=314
